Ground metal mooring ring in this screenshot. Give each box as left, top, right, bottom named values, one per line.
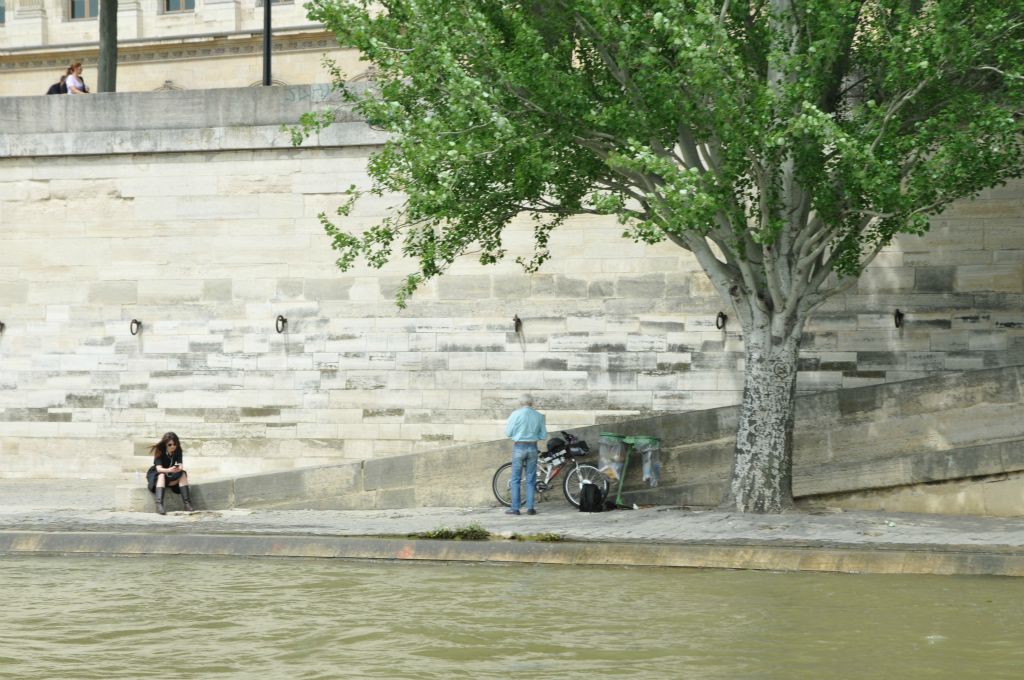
left=130, top=319, right=142, bottom=336
left=276, top=315, right=288, bottom=334
left=715, top=312, right=728, bottom=330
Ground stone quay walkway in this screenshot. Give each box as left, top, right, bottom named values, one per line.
left=2, top=480, right=1024, bottom=576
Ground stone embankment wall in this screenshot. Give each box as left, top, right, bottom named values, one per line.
left=648, top=364, right=1024, bottom=516
left=2, top=86, right=1023, bottom=480
left=121, top=365, right=1024, bottom=517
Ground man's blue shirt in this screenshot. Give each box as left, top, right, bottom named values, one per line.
left=505, top=406, right=547, bottom=442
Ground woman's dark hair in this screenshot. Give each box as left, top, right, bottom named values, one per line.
left=150, top=432, right=182, bottom=459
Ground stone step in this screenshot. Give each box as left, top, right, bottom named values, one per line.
left=119, top=365, right=1024, bottom=514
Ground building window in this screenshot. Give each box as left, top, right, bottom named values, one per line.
left=165, top=0, right=196, bottom=12
left=1, top=0, right=5, bottom=25
left=70, top=0, right=98, bottom=19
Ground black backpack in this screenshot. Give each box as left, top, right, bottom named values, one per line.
left=578, top=482, right=604, bottom=513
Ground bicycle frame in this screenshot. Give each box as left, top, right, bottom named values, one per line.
left=492, top=430, right=608, bottom=508
left=533, top=438, right=588, bottom=496
left=534, top=459, right=568, bottom=494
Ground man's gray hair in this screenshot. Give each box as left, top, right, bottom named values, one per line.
left=519, top=393, right=534, bottom=407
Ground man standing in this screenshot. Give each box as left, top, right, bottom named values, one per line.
left=46, top=73, right=68, bottom=94
left=504, top=394, right=547, bottom=515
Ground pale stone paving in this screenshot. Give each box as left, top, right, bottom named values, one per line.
left=2, top=480, right=1023, bottom=549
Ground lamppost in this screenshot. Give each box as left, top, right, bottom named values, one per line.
left=262, top=0, right=272, bottom=86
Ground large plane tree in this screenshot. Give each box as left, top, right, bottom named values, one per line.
left=301, top=0, right=1024, bottom=512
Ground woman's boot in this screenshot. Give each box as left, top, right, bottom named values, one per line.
left=154, top=487, right=166, bottom=515
left=180, top=485, right=194, bottom=512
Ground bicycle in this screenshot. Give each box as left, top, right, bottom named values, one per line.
left=492, top=431, right=610, bottom=508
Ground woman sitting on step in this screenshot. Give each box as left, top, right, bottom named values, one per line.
left=146, top=432, right=194, bottom=514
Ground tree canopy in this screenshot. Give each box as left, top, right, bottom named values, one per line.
left=301, top=0, right=1024, bottom=511
left=306, top=0, right=1022, bottom=310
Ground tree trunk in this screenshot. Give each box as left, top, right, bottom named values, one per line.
left=98, top=0, right=118, bottom=92
left=720, top=326, right=801, bottom=513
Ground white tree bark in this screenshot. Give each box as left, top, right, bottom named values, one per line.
left=721, top=322, right=801, bottom=513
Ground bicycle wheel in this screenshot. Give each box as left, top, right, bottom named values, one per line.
left=492, top=462, right=529, bottom=507
left=562, top=464, right=610, bottom=507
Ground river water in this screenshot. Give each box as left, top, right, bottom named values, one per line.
left=1, top=555, right=1022, bottom=679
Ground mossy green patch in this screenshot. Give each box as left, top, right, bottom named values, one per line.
left=411, top=523, right=490, bottom=541
left=513, top=532, right=564, bottom=542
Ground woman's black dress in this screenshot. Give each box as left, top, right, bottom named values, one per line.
left=146, top=451, right=185, bottom=494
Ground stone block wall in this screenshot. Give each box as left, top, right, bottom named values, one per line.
left=118, top=364, right=1024, bottom=517
left=1, top=86, right=1022, bottom=480
left=800, top=184, right=1024, bottom=392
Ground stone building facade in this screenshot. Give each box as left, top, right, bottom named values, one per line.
left=1, top=86, right=1022, bottom=480
left=0, top=0, right=362, bottom=95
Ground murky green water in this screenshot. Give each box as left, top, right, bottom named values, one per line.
left=1, top=556, right=1022, bottom=679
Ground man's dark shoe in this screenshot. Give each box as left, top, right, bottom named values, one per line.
left=526, top=509, right=537, bottom=515
left=504, top=509, right=520, bottom=515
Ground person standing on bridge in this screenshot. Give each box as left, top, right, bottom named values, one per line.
left=146, top=432, right=194, bottom=514
left=65, top=62, right=89, bottom=95
left=504, top=394, right=547, bottom=516
left=46, top=71, right=68, bottom=95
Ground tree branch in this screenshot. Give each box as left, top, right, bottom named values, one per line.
left=573, top=12, right=650, bottom=118
left=820, top=0, right=868, bottom=114
left=805, top=231, right=887, bottom=310
left=676, top=124, right=708, bottom=174
left=973, top=65, right=1024, bottom=81
left=870, top=79, right=930, bottom=153
left=670, top=231, right=745, bottom=305
left=574, top=136, right=663, bottom=195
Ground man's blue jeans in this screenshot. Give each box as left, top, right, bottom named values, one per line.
left=509, top=442, right=539, bottom=511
